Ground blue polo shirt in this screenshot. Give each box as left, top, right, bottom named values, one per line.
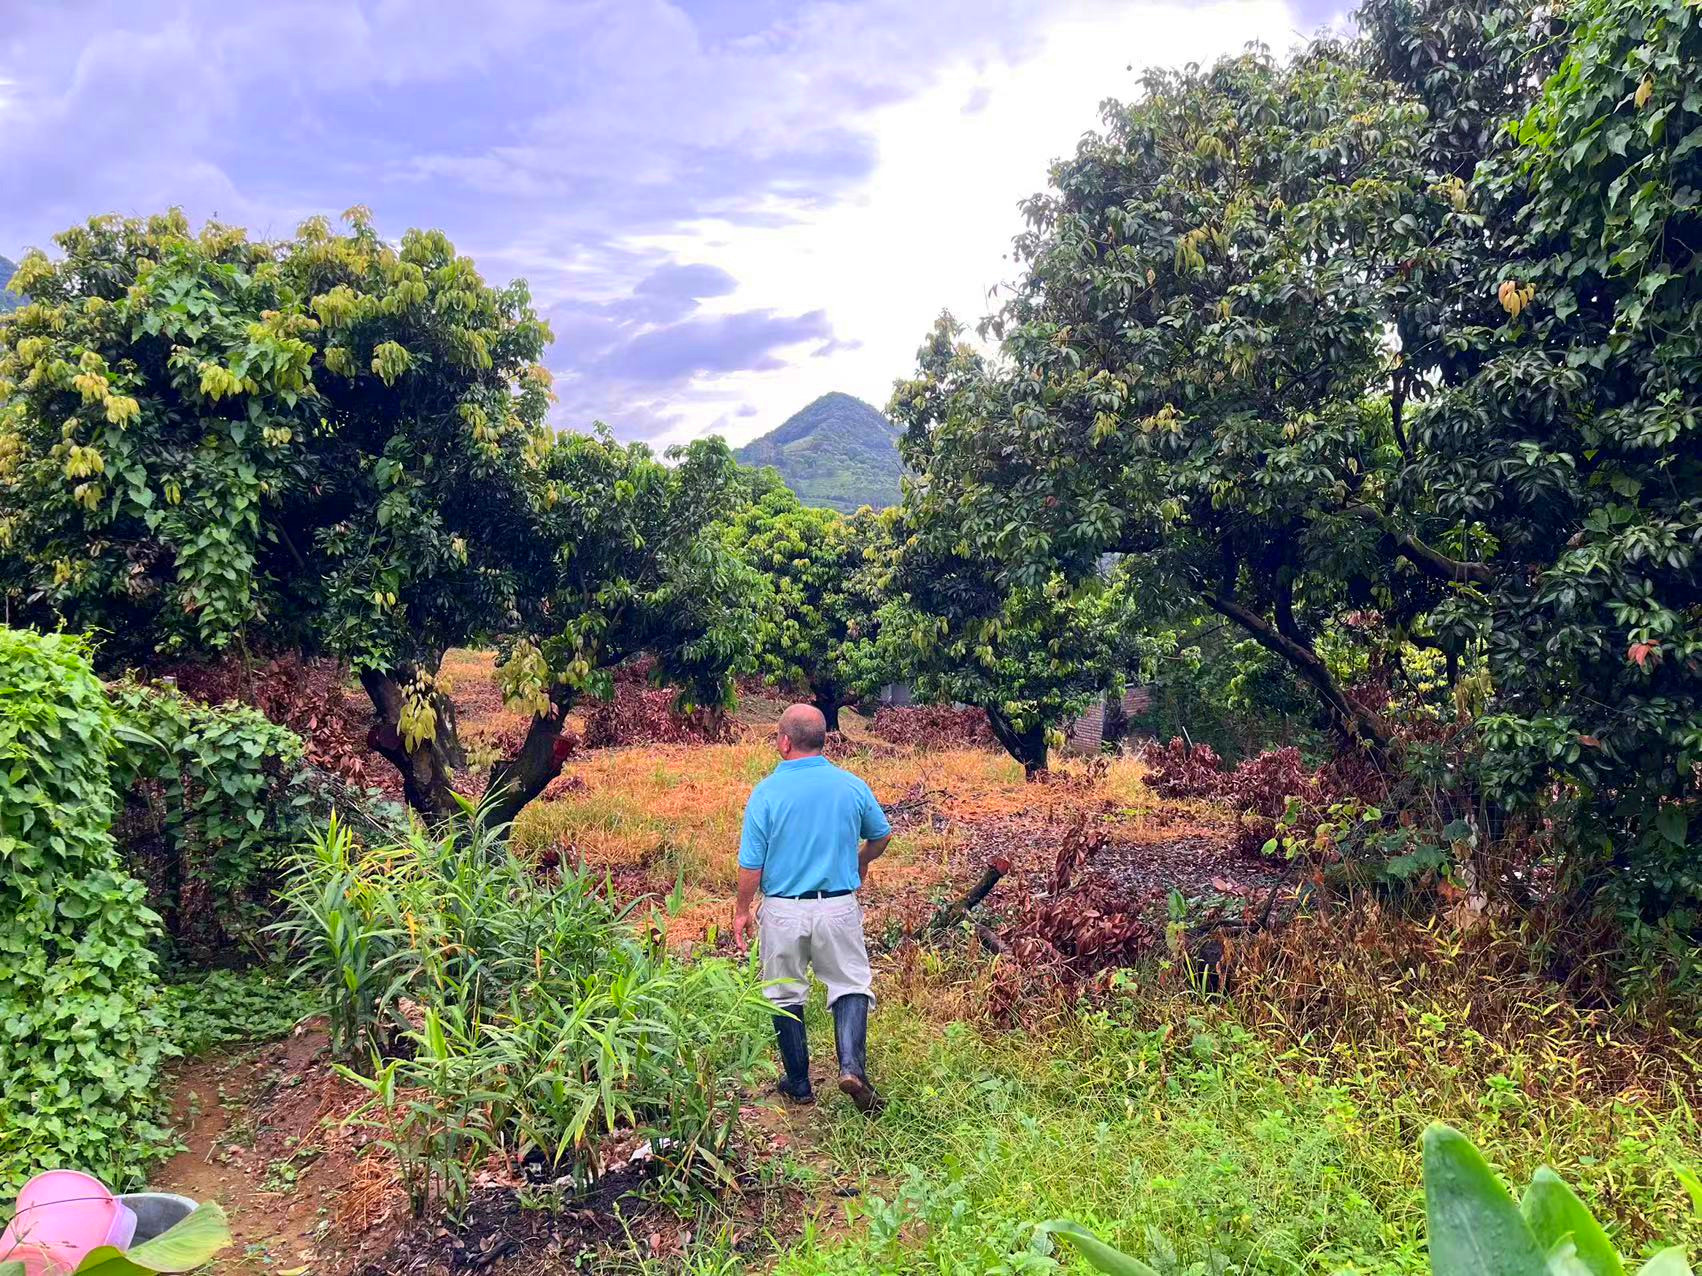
left=738, top=755, right=891, bottom=896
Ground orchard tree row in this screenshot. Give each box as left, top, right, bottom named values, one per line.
left=891, top=0, right=1702, bottom=920
left=3, top=0, right=1698, bottom=927
left=0, top=216, right=1134, bottom=814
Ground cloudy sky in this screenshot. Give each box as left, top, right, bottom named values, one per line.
left=0, top=0, right=1340, bottom=448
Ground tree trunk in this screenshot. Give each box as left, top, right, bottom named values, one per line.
left=985, top=706, right=1048, bottom=779
left=1202, top=591, right=1391, bottom=759
left=1102, top=690, right=1130, bottom=750
left=812, top=685, right=842, bottom=733
left=361, top=669, right=459, bottom=818
left=435, top=691, right=468, bottom=770
left=483, top=705, right=574, bottom=832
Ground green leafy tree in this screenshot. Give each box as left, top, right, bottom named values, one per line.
left=1400, top=0, right=1702, bottom=916
left=882, top=573, right=1135, bottom=777
left=888, top=46, right=1469, bottom=759
left=0, top=211, right=756, bottom=823
left=725, top=485, right=886, bottom=730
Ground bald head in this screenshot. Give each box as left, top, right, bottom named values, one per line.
left=777, top=703, right=828, bottom=757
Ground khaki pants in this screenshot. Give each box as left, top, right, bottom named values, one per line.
left=758, top=894, right=873, bottom=1008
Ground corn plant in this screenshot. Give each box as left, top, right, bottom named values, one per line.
left=1037, top=1123, right=1697, bottom=1275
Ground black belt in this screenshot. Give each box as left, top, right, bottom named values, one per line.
left=770, top=888, right=854, bottom=900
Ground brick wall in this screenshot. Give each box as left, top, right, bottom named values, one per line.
left=1064, top=684, right=1150, bottom=753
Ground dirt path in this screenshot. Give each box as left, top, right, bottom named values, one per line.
left=156, top=1030, right=402, bottom=1275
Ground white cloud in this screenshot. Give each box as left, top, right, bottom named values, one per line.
left=627, top=0, right=1313, bottom=448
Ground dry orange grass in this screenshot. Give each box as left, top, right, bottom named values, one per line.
left=444, top=642, right=1177, bottom=933
left=511, top=736, right=1063, bottom=898
left=508, top=728, right=1178, bottom=951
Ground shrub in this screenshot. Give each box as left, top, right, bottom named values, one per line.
left=111, top=680, right=316, bottom=957
left=869, top=705, right=998, bottom=751
left=1140, top=738, right=1329, bottom=856
left=160, top=967, right=323, bottom=1055
left=274, top=809, right=772, bottom=1218
left=1139, top=737, right=1227, bottom=800
left=157, top=653, right=399, bottom=798
left=0, top=628, right=169, bottom=1194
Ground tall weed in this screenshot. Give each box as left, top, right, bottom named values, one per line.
left=274, top=810, right=772, bottom=1217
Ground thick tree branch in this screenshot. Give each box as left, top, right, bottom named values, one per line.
left=484, top=698, right=576, bottom=832
left=1201, top=589, right=1390, bottom=755
left=1389, top=371, right=1410, bottom=458
left=985, top=705, right=1048, bottom=778
left=360, top=668, right=459, bottom=818
left=1345, top=504, right=1493, bottom=584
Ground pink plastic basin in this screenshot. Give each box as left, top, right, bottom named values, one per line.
left=1, top=1170, right=136, bottom=1275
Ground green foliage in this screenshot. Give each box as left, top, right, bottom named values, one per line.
left=159, top=967, right=322, bottom=1055
left=1420, top=1122, right=1694, bottom=1276
left=766, top=985, right=1700, bottom=1275
left=1405, top=0, right=1702, bottom=920
left=110, top=681, right=315, bottom=955
left=61, top=1202, right=232, bottom=1276
left=874, top=493, right=1142, bottom=773
left=733, top=391, right=901, bottom=514
left=890, top=46, right=1446, bottom=756
left=725, top=486, right=887, bottom=725
left=0, top=628, right=169, bottom=1195
left=891, top=0, right=1702, bottom=930
left=0, top=210, right=758, bottom=822
left=1036, top=1220, right=1160, bottom=1275
left=268, top=814, right=406, bottom=1062
left=0, top=209, right=552, bottom=664
left=275, top=811, right=773, bottom=1218
left=1040, top=1124, right=1698, bottom=1275
left=1132, top=619, right=1320, bottom=763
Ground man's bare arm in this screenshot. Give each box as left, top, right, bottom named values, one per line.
left=733, top=866, right=762, bottom=954
left=858, top=834, right=891, bottom=881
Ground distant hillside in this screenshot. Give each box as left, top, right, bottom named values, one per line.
left=0, top=256, right=21, bottom=314
left=734, top=392, right=901, bottom=513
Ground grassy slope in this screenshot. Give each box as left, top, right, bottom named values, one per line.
left=733, top=392, right=902, bottom=513
left=756, top=987, right=1701, bottom=1275
left=496, top=717, right=1702, bottom=1274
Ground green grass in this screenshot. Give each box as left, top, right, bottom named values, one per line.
left=622, top=975, right=1702, bottom=1275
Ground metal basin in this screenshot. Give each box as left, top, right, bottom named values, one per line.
left=114, top=1194, right=198, bottom=1244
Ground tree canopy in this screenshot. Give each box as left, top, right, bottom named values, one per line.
left=1403, top=0, right=1702, bottom=913
left=891, top=0, right=1701, bottom=912
left=891, top=48, right=1450, bottom=757
left=724, top=482, right=886, bottom=731
left=0, top=210, right=756, bottom=822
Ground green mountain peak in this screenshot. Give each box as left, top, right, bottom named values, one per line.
left=0, top=255, right=22, bottom=314
left=733, top=392, right=901, bottom=513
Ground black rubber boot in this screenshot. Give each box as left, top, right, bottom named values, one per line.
left=832, top=993, right=883, bottom=1114
left=771, top=1004, right=814, bottom=1104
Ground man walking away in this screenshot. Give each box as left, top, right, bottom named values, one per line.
left=733, top=704, right=891, bottom=1112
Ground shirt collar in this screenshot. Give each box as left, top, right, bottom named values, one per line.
left=776, top=755, right=831, bottom=770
